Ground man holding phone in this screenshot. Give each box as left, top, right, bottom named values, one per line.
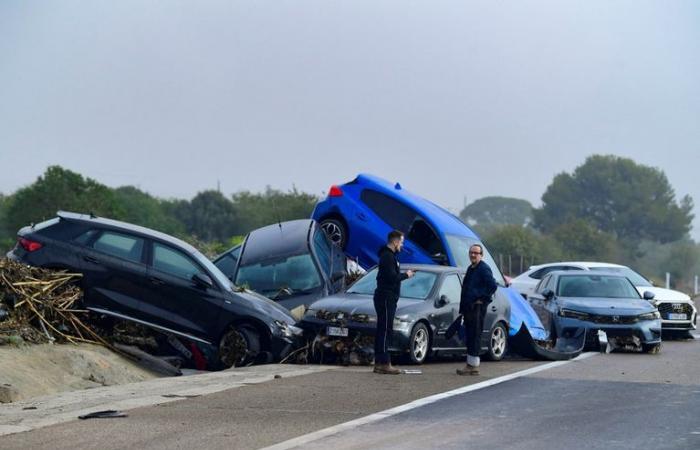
left=373, top=230, right=416, bottom=374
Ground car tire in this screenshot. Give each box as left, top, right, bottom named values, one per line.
left=218, top=325, right=261, bottom=368
left=406, top=323, right=430, bottom=365
left=485, top=322, right=508, bottom=361
left=643, top=343, right=662, bottom=354
left=320, top=218, right=347, bottom=249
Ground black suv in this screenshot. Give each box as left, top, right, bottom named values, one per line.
left=7, top=211, right=303, bottom=367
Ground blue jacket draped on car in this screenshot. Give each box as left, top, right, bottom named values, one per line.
left=460, top=261, right=497, bottom=314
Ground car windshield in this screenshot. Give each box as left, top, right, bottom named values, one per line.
left=235, top=253, right=322, bottom=299
left=445, top=234, right=506, bottom=285
left=588, top=266, right=652, bottom=287
left=346, top=268, right=438, bottom=300
left=557, top=275, right=641, bottom=299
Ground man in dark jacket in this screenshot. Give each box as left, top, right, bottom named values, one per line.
left=373, top=230, right=415, bottom=374
left=457, top=243, right=497, bottom=376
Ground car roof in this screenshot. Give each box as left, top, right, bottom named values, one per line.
left=353, top=174, right=478, bottom=238
left=528, top=261, right=626, bottom=271
left=366, top=263, right=462, bottom=274
left=547, top=270, right=630, bottom=279
left=57, top=211, right=201, bottom=254
left=240, top=219, right=314, bottom=264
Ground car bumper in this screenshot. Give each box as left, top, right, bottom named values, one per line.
left=299, top=317, right=412, bottom=353
left=556, top=317, right=662, bottom=348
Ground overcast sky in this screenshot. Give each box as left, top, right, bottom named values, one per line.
left=1, top=1, right=699, bottom=238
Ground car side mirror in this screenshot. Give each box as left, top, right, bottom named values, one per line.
left=436, top=295, right=449, bottom=307
left=643, top=291, right=655, bottom=301
left=542, top=289, right=555, bottom=300
left=192, top=273, right=213, bottom=289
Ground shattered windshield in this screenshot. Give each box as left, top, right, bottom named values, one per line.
left=557, top=275, right=641, bottom=299
left=235, top=253, right=322, bottom=299
left=346, top=268, right=438, bottom=300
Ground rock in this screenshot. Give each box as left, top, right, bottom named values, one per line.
left=0, top=384, right=20, bottom=403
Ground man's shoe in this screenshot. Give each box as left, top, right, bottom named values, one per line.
left=374, top=364, right=401, bottom=375
left=456, top=365, right=479, bottom=376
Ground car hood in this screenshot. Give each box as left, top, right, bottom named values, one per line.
left=558, top=297, right=656, bottom=315
left=306, top=293, right=421, bottom=316
left=635, top=286, right=691, bottom=302
left=230, top=289, right=298, bottom=324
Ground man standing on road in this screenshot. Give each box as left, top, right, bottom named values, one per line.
left=373, top=230, right=415, bottom=375
left=457, top=244, right=497, bottom=376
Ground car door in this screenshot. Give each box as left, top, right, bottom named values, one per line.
left=142, top=241, right=224, bottom=341
left=432, top=273, right=463, bottom=347
left=312, top=228, right=346, bottom=294
left=77, top=229, right=150, bottom=320
left=529, top=274, right=555, bottom=332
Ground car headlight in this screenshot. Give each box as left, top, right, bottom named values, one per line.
left=638, top=311, right=661, bottom=321
left=558, top=308, right=590, bottom=320
left=393, top=315, right=412, bottom=332
left=274, top=320, right=303, bottom=338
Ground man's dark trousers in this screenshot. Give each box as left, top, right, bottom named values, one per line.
left=464, top=302, right=486, bottom=358
left=374, top=292, right=397, bottom=364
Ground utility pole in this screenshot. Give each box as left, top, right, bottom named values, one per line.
left=666, top=272, right=671, bottom=290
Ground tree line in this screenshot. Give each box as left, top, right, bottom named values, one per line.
left=0, top=166, right=318, bottom=256
left=461, top=155, right=698, bottom=292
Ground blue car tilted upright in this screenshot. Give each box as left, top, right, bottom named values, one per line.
left=312, top=174, right=556, bottom=345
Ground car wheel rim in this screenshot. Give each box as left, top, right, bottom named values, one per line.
left=491, top=326, right=506, bottom=357
left=220, top=329, right=248, bottom=367
left=413, top=328, right=428, bottom=361
left=321, top=222, right=343, bottom=245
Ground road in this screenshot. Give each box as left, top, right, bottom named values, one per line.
left=1, top=336, right=698, bottom=449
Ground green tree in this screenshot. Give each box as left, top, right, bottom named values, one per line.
left=113, top=186, right=185, bottom=235
left=0, top=193, right=13, bottom=251
left=3, top=166, right=124, bottom=233
left=534, top=155, right=694, bottom=244
left=231, top=186, right=318, bottom=235
left=460, top=197, right=533, bottom=233
left=183, top=190, right=238, bottom=242
left=483, top=225, right=563, bottom=266
left=550, top=219, right=622, bottom=262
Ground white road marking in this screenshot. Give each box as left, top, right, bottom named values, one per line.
left=263, top=352, right=598, bottom=450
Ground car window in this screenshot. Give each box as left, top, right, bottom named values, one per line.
left=557, top=275, right=641, bottom=299
left=313, top=229, right=332, bottom=276
left=407, top=218, right=446, bottom=258
left=92, top=231, right=144, bottom=263
left=214, top=246, right=241, bottom=280
left=360, top=189, right=416, bottom=232
left=153, top=243, right=205, bottom=280
left=73, top=229, right=100, bottom=246
left=346, top=268, right=438, bottom=300
left=235, top=254, right=322, bottom=299
left=438, top=274, right=462, bottom=303
left=588, top=266, right=652, bottom=287
left=530, top=265, right=582, bottom=280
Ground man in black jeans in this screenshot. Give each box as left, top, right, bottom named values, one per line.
left=373, top=230, right=415, bottom=375
left=458, top=244, right=497, bottom=376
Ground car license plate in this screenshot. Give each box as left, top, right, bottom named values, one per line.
left=668, top=313, right=687, bottom=320
left=327, top=326, right=349, bottom=337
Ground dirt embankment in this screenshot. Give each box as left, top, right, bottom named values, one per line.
left=0, top=343, right=158, bottom=403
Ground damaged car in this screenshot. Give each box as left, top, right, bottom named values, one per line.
left=7, top=211, right=303, bottom=368
left=214, top=219, right=348, bottom=312
left=528, top=271, right=662, bottom=353
left=300, top=264, right=511, bottom=364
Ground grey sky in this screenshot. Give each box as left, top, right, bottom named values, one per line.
left=1, top=1, right=699, bottom=238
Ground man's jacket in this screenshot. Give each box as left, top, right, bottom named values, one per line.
left=375, top=246, right=408, bottom=300
left=459, top=260, right=497, bottom=314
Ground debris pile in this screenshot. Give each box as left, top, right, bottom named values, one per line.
left=0, top=258, right=106, bottom=347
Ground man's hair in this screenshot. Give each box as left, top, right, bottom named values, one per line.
left=470, top=244, right=483, bottom=255
left=387, top=230, right=404, bottom=243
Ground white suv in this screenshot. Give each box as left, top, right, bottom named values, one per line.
left=510, top=261, right=697, bottom=336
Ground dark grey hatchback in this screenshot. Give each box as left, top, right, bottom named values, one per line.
left=7, top=211, right=303, bottom=368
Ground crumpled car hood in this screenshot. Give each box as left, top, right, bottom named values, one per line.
left=230, top=289, right=297, bottom=324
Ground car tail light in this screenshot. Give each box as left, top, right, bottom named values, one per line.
left=328, top=185, right=343, bottom=197
left=19, top=237, right=43, bottom=252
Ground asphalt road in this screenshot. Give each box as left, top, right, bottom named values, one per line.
left=1, top=337, right=698, bottom=450
left=291, top=335, right=700, bottom=450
